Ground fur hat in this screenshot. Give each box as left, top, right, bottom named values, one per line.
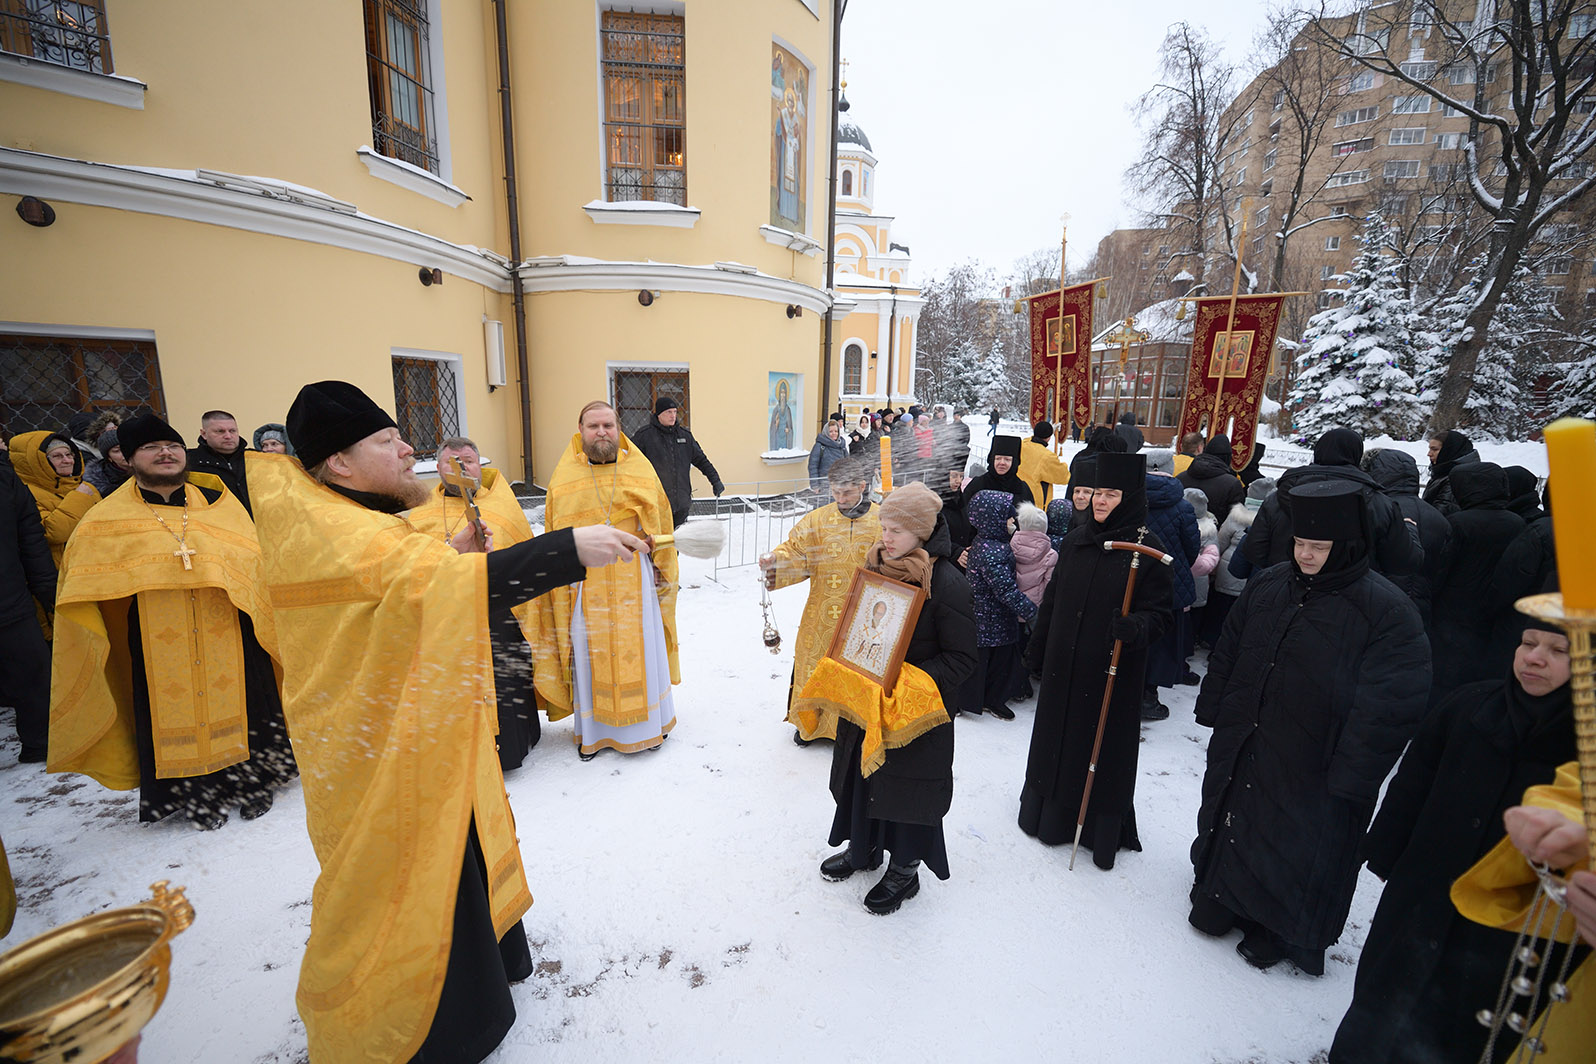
left=879, top=481, right=943, bottom=541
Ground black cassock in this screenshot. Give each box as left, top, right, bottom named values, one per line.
left=1329, top=676, right=1579, bottom=1064
left=128, top=484, right=295, bottom=823
left=1020, top=507, right=1173, bottom=864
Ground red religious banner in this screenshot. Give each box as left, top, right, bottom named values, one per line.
left=1176, top=294, right=1287, bottom=473
left=1028, top=280, right=1096, bottom=430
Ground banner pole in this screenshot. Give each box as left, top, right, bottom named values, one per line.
left=1210, top=206, right=1251, bottom=441
left=1055, top=223, right=1067, bottom=448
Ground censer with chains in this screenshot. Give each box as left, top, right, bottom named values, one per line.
left=760, top=570, right=781, bottom=653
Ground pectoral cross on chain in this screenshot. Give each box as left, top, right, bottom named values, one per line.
left=174, top=545, right=197, bottom=570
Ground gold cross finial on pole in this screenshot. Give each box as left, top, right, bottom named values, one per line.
left=840, top=57, right=849, bottom=90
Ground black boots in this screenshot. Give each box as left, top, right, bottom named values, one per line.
left=1140, top=686, right=1170, bottom=721
left=819, top=849, right=882, bottom=882
left=863, top=860, right=921, bottom=915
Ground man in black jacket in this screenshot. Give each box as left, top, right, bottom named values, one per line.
left=1242, top=427, right=1421, bottom=577
left=187, top=409, right=252, bottom=513
left=1177, top=433, right=1245, bottom=517
left=0, top=446, right=57, bottom=762
left=1113, top=411, right=1144, bottom=452
left=631, top=397, right=724, bottom=528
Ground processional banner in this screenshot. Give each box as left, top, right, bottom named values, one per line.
left=1176, top=294, right=1286, bottom=474
left=1028, top=280, right=1096, bottom=430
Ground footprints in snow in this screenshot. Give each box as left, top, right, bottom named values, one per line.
left=525, top=940, right=753, bottom=997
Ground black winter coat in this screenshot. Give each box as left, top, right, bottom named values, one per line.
left=1486, top=518, right=1556, bottom=619
left=1022, top=504, right=1174, bottom=846
left=1113, top=415, right=1144, bottom=452
left=1242, top=462, right=1421, bottom=577
left=1191, top=559, right=1430, bottom=950
left=631, top=417, right=723, bottom=528
left=187, top=441, right=251, bottom=513
left=1422, top=435, right=1480, bottom=517
left=830, top=518, right=976, bottom=826
left=1363, top=449, right=1450, bottom=626
left=0, top=456, right=56, bottom=626
left=1177, top=452, right=1244, bottom=518
left=1430, top=464, right=1525, bottom=697
left=1329, top=676, right=1577, bottom=1064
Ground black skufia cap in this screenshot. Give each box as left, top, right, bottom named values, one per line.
left=287, top=381, right=399, bottom=469
left=1289, top=479, right=1365, bottom=541
left=118, top=413, right=184, bottom=455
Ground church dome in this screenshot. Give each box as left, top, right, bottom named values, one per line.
left=838, top=99, right=871, bottom=152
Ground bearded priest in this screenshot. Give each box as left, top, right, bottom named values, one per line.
left=253, top=381, right=643, bottom=1064
left=47, top=412, right=297, bottom=830
left=407, top=435, right=543, bottom=770
left=527, top=400, right=680, bottom=760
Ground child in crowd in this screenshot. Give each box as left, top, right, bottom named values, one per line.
left=1045, top=497, right=1072, bottom=553
left=1012, top=502, right=1058, bottom=607
left=1205, top=476, right=1274, bottom=647
left=1182, top=486, right=1220, bottom=681
left=961, top=490, right=1037, bottom=720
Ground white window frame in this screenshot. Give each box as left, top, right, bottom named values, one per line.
left=1384, top=160, right=1422, bottom=179
left=390, top=346, right=468, bottom=451
left=1392, top=95, right=1432, bottom=115
left=1325, top=236, right=1342, bottom=250
left=1389, top=127, right=1427, bottom=145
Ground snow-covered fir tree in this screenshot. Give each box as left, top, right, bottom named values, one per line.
left=1289, top=214, right=1424, bottom=441
left=975, top=332, right=1024, bottom=416
left=1416, top=256, right=1550, bottom=440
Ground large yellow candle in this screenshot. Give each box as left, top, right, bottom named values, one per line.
left=1544, top=417, right=1596, bottom=612
left=880, top=434, right=894, bottom=494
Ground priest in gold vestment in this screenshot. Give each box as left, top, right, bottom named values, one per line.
left=759, top=457, right=880, bottom=744
left=406, top=436, right=542, bottom=769
left=47, top=413, right=296, bottom=829
left=527, top=401, right=680, bottom=759
left=259, top=381, right=641, bottom=1064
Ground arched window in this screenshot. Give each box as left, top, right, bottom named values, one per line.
left=843, top=342, right=864, bottom=394
left=840, top=169, right=853, bottom=196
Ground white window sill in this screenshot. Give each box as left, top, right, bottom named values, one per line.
left=356, top=147, right=469, bottom=208
left=0, top=52, right=145, bottom=109
left=583, top=199, right=700, bottom=228
left=760, top=224, right=823, bottom=257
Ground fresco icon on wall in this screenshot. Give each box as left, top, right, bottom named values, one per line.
left=771, top=43, right=809, bottom=233
left=768, top=371, right=802, bottom=450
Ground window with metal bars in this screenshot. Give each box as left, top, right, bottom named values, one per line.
left=842, top=343, right=864, bottom=395
left=613, top=369, right=689, bottom=436
left=0, top=334, right=163, bottom=436
left=601, top=11, right=686, bottom=206
left=0, top=0, right=112, bottom=73
left=363, top=0, right=440, bottom=175
left=391, top=355, right=458, bottom=458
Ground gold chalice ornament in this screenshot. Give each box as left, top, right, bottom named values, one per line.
left=0, top=881, right=194, bottom=1064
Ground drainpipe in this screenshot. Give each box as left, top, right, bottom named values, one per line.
left=883, top=284, right=898, bottom=404
left=492, top=0, right=535, bottom=486
left=819, top=0, right=847, bottom=427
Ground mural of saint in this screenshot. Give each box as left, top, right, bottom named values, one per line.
left=768, top=372, right=800, bottom=450
left=770, top=44, right=808, bottom=232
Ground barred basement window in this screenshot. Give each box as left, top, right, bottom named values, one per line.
left=602, top=11, right=686, bottom=206
left=0, top=0, right=112, bottom=73
left=613, top=368, right=689, bottom=435
left=0, top=334, right=164, bottom=434
left=391, top=355, right=458, bottom=458
left=363, top=0, right=440, bottom=175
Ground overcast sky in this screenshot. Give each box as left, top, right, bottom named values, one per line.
left=837, top=0, right=1283, bottom=285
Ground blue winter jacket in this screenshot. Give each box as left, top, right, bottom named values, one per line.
left=1144, top=473, right=1201, bottom=610
left=807, top=429, right=849, bottom=490
left=965, top=490, right=1038, bottom=647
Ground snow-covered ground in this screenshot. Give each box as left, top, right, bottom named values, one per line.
left=9, top=551, right=1367, bottom=1064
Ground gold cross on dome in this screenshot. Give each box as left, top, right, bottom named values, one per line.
left=174, top=545, right=197, bottom=570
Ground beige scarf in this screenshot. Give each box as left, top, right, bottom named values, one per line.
left=866, top=543, right=933, bottom=596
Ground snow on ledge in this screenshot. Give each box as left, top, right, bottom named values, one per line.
left=356, top=147, right=469, bottom=208
left=583, top=199, right=701, bottom=228
left=760, top=448, right=809, bottom=464
left=0, top=52, right=145, bottom=109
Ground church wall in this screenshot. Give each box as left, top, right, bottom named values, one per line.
left=1, top=205, right=515, bottom=459
left=523, top=288, right=818, bottom=489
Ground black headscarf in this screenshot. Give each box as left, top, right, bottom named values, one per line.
left=1432, top=430, right=1476, bottom=477
left=1312, top=427, right=1364, bottom=468
left=966, top=435, right=1030, bottom=503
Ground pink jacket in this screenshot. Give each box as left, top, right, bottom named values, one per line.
left=1010, top=529, right=1058, bottom=606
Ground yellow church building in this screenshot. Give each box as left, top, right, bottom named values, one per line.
left=0, top=1, right=854, bottom=492
left=828, top=90, right=923, bottom=421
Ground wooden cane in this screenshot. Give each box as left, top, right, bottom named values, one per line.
left=1069, top=534, right=1175, bottom=871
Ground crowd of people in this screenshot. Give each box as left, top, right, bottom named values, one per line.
left=1, top=393, right=1591, bottom=1063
